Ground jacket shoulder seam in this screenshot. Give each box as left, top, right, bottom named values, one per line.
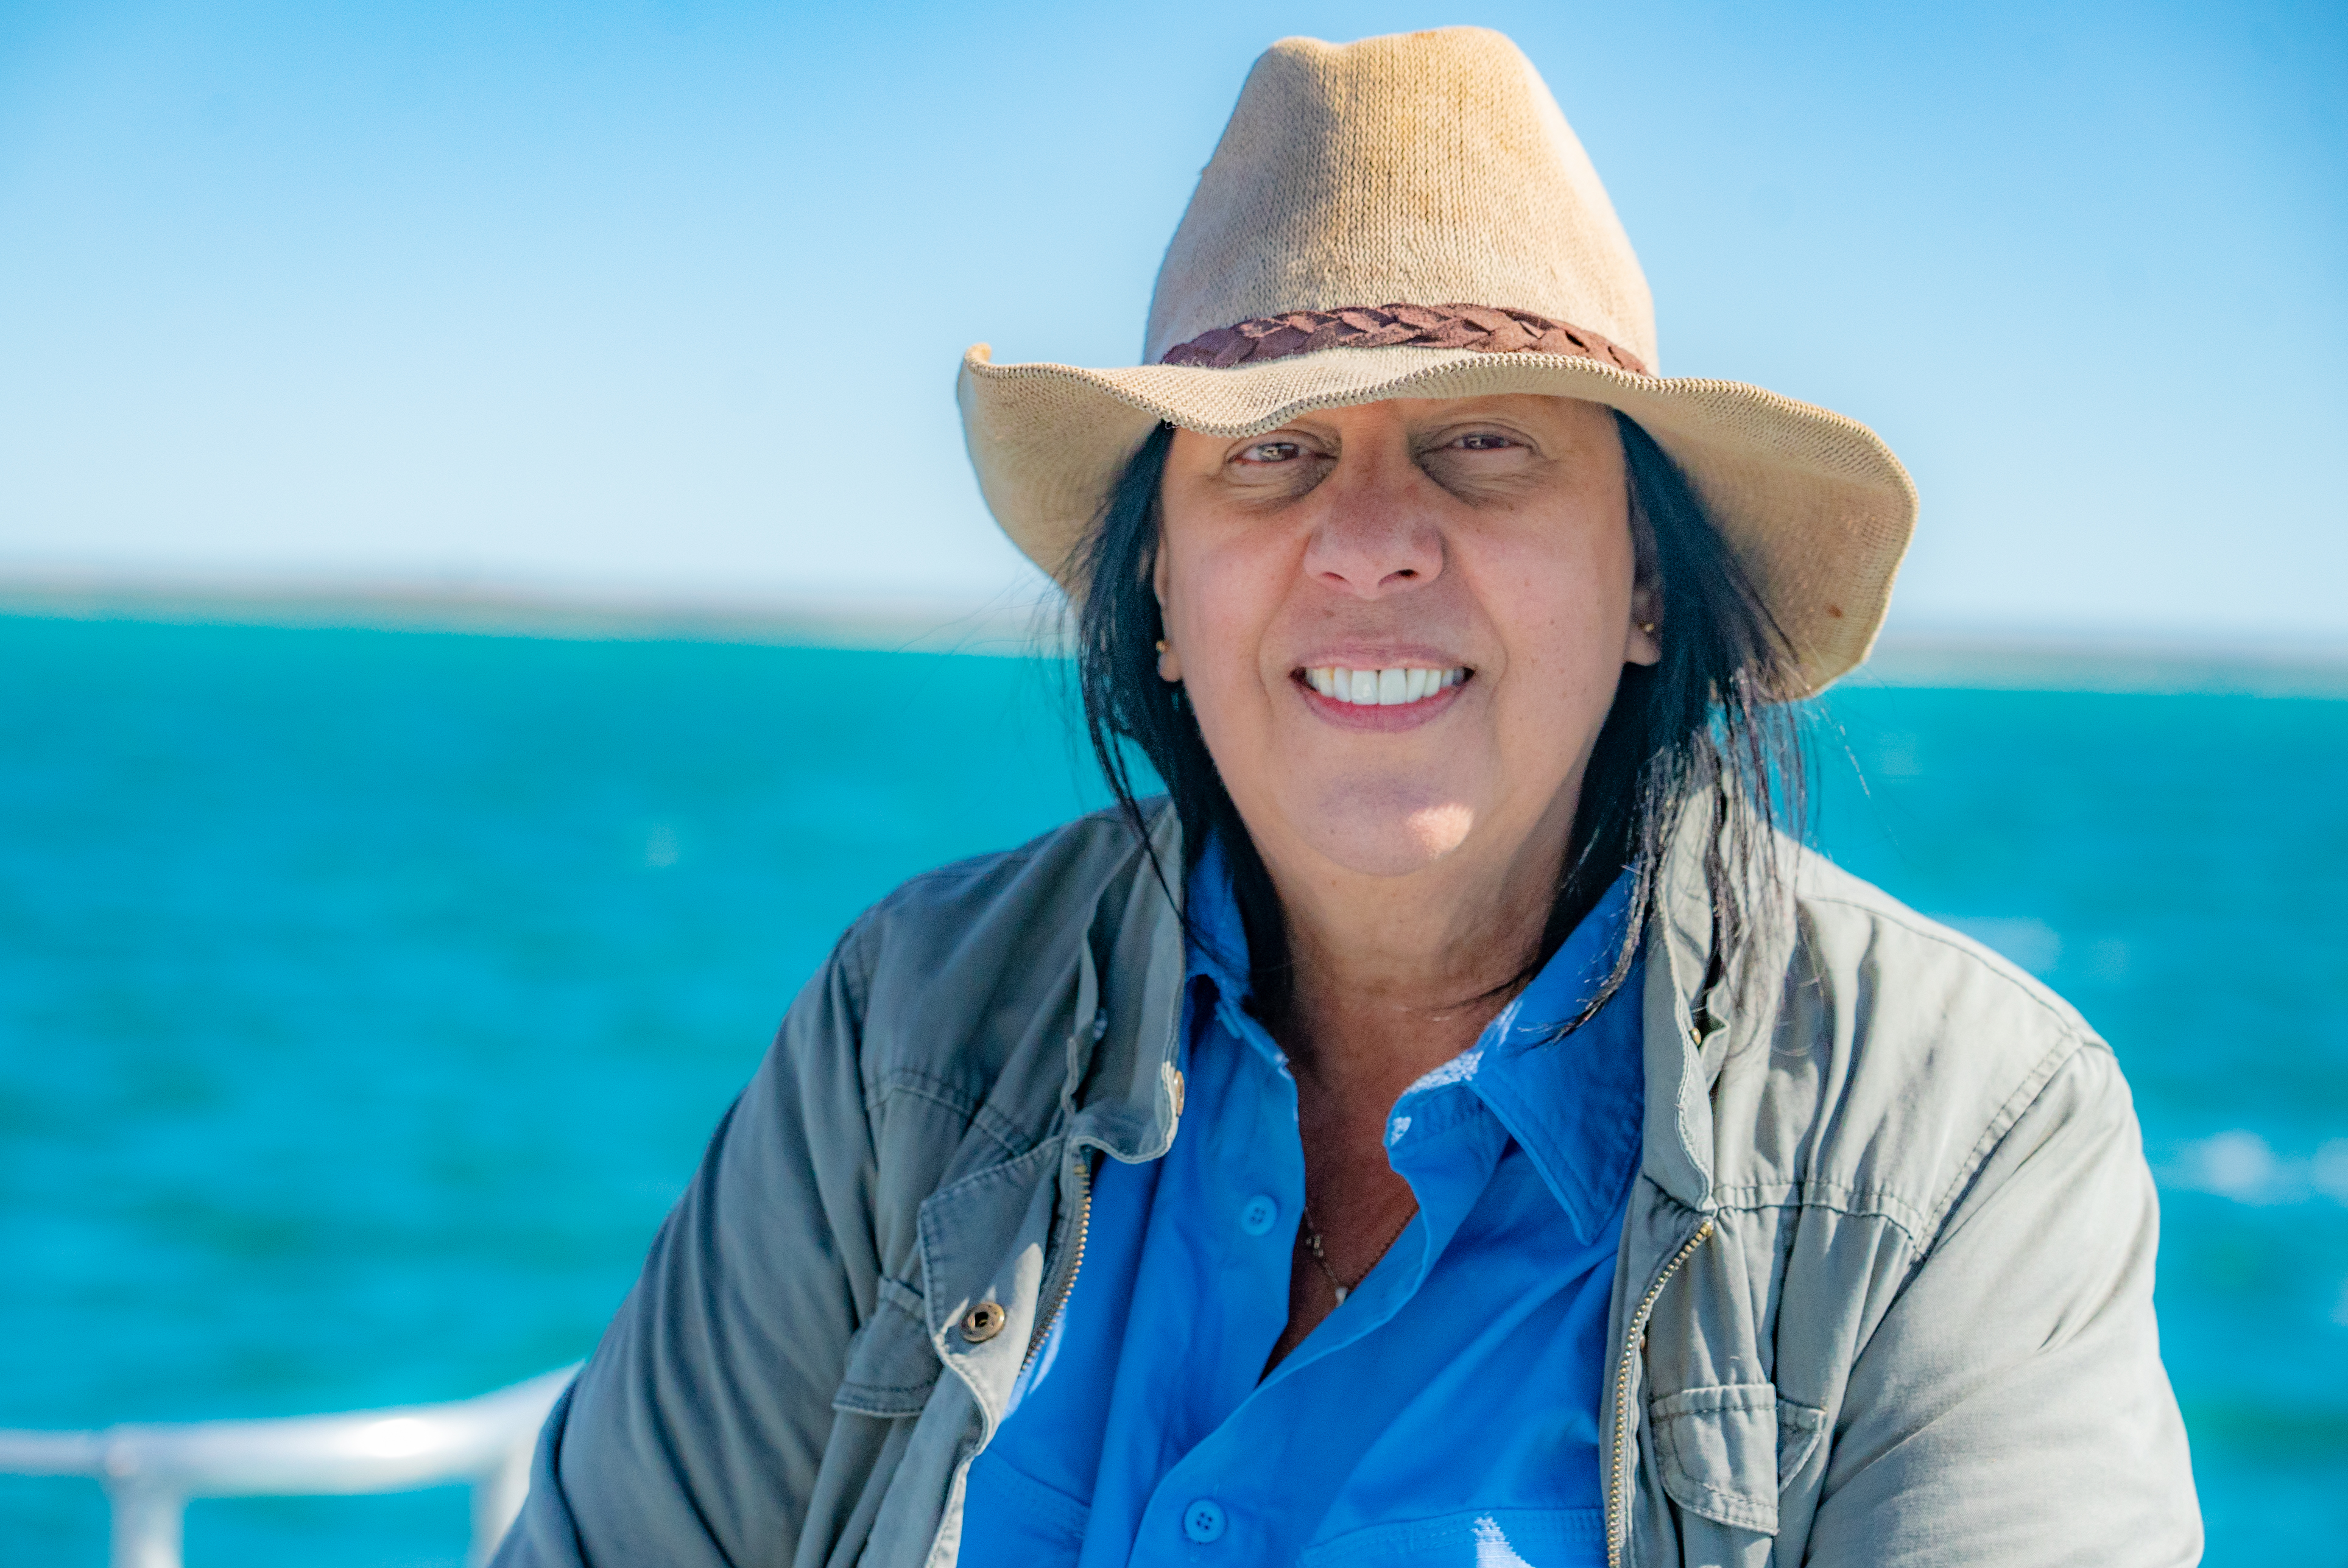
left=1919, top=1029, right=2089, bottom=1243
left=1788, top=881, right=2111, bottom=1251
left=1799, top=887, right=2098, bottom=1042
left=863, top=1067, right=1032, bottom=1162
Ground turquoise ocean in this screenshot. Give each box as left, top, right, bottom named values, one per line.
left=2, top=613, right=2343, bottom=1562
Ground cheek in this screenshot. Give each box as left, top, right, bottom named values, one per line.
left=1485, top=534, right=1637, bottom=727
left=1160, top=529, right=1289, bottom=708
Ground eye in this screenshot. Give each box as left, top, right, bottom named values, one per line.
left=1453, top=432, right=1517, bottom=451
left=1236, top=440, right=1303, bottom=465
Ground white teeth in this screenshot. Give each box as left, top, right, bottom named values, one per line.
left=1304, top=666, right=1467, bottom=707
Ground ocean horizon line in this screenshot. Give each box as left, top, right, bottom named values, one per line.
left=5, top=569, right=2344, bottom=700
left=0, top=569, right=1060, bottom=658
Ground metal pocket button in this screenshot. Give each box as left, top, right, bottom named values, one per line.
left=959, top=1302, right=1007, bottom=1343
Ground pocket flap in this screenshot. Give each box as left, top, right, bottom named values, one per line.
left=1775, top=1394, right=1827, bottom=1488
left=1648, top=1383, right=1780, bottom=1536
left=833, top=1281, right=940, bottom=1418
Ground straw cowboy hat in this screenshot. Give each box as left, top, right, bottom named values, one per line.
left=956, top=26, right=1916, bottom=694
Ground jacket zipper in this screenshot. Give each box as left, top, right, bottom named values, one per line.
left=1020, top=1149, right=1094, bottom=1376
left=1605, top=1215, right=1716, bottom=1568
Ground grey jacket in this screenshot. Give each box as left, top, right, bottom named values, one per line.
left=497, top=806, right=2201, bottom=1568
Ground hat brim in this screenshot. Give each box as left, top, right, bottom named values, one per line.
left=957, top=343, right=1916, bottom=697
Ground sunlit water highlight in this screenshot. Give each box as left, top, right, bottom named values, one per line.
left=1, top=617, right=2341, bottom=1563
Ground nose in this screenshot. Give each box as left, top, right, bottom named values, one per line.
left=1299, top=451, right=1444, bottom=597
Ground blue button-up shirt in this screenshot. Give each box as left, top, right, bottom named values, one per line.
left=959, top=843, right=1644, bottom=1567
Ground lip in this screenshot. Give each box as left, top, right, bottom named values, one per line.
left=1290, top=667, right=1470, bottom=732
left=1292, top=643, right=1465, bottom=672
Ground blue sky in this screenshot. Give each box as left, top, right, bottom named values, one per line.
left=0, top=0, right=2340, bottom=639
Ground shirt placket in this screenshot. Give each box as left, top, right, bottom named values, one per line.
left=1126, top=1072, right=1504, bottom=1564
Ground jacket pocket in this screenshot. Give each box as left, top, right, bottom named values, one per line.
left=1648, top=1382, right=1786, bottom=1536
left=831, top=1279, right=940, bottom=1418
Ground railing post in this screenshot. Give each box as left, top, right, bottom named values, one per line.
left=1, top=1366, right=573, bottom=1564
left=105, top=1477, right=186, bottom=1568
left=467, top=1435, right=535, bottom=1566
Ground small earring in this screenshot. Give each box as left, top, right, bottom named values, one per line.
left=1154, top=639, right=1166, bottom=653
left=1638, top=622, right=1657, bottom=635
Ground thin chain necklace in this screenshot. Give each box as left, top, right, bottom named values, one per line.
left=1300, top=1202, right=1417, bottom=1304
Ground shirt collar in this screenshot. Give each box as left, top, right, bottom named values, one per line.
left=1183, top=838, right=1644, bottom=1242
left=1183, top=832, right=1254, bottom=1000
left=1440, top=873, right=1645, bottom=1243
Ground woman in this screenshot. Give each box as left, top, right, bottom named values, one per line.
left=499, top=27, right=2199, bottom=1568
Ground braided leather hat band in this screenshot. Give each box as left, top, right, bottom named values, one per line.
left=1160, top=303, right=1649, bottom=375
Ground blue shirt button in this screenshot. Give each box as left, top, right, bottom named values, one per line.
left=1238, top=1195, right=1278, bottom=1236
left=1182, top=1499, right=1227, bottom=1542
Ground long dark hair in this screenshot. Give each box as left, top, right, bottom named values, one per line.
left=1070, top=411, right=1805, bottom=1030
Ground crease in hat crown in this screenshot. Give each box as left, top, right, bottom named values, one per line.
left=1142, top=27, right=1657, bottom=373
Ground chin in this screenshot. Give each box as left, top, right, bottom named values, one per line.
left=1297, top=794, right=1478, bottom=878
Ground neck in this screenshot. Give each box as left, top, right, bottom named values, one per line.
left=1246, top=780, right=1582, bottom=1095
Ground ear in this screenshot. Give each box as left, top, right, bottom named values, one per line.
left=1625, top=583, right=1662, bottom=667
left=1152, top=545, right=1183, bottom=683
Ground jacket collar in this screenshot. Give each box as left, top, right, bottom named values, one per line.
left=1638, top=796, right=1800, bottom=1212
left=1062, top=803, right=1189, bottom=1164
left=1433, top=873, right=1645, bottom=1242
left=1062, top=798, right=1794, bottom=1218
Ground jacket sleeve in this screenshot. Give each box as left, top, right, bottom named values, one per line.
left=1803, top=1041, right=2202, bottom=1567
left=492, top=936, right=881, bottom=1568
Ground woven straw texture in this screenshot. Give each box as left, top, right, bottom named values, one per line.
left=956, top=27, right=1917, bottom=695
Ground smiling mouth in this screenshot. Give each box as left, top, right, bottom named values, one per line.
left=1300, top=665, right=1471, bottom=707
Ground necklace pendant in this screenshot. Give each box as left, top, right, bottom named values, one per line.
left=1332, top=1283, right=1349, bottom=1304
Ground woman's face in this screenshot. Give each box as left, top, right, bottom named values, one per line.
left=1155, top=394, right=1659, bottom=883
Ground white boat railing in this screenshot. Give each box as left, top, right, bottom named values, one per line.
left=0, top=1365, right=576, bottom=1568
